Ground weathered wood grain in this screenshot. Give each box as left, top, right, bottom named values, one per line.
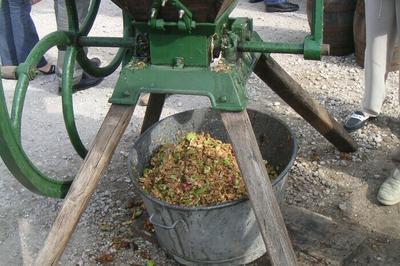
left=254, top=54, right=357, bottom=153
left=221, top=110, right=297, bottom=266
left=141, top=93, right=166, bottom=134
left=34, top=104, right=134, bottom=266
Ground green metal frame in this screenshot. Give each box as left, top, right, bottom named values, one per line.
left=0, top=0, right=324, bottom=198
left=0, top=0, right=133, bottom=198
left=110, top=47, right=259, bottom=111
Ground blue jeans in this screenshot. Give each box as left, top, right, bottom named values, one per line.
left=265, top=0, right=285, bottom=3
left=0, top=0, right=47, bottom=67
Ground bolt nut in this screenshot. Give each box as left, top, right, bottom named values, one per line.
left=151, top=8, right=156, bottom=18
left=178, top=10, right=185, bottom=19
left=123, top=90, right=131, bottom=97
left=174, top=57, right=184, bottom=67
left=218, top=96, right=228, bottom=103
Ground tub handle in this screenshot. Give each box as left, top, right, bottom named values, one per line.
left=149, top=214, right=189, bottom=232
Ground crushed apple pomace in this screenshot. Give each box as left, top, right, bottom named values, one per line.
left=139, top=132, right=278, bottom=206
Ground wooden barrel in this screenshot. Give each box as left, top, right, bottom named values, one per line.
left=353, top=0, right=400, bottom=72
left=307, top=0, right=357, bottom=56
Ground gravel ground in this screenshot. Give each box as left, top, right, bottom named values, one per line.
left=0, top=0, right=399, bottom=265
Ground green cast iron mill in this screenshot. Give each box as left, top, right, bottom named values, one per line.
left=0, top=0, right=357, bottom=265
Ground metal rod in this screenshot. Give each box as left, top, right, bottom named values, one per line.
left=238, top=41, right=304, bottom=54
left=75, top=13, right=132, bottom=77
left=0, top=66, right=18, bottom=80
left=78, top=36, right=135, bottom=48
left=79, top=0, right=101, bottom=36
left=61, top=46, right=88, bottom=158
left=10, top=31, right=73, bottom=138
left=65, top=0, right=79, bottom=32
left=0, top=75, right=72, bottom=198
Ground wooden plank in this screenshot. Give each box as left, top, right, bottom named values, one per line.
left=283, top=206, right=365, bottom=265
left=34, top=104, right=135, bottom=266
left=0, top=66, right=17, bottom=80
left=254, top=54, right=357, bottom=153
left=216, top=0, right=235, bottom=19
left=221, top=111, right=298, bottom=266
left=251, top=205, right=366, bottom=265
left=140, top=93, right=166, bottom=134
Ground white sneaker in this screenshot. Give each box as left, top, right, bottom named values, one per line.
left=377, top=168, right=400, bottom=206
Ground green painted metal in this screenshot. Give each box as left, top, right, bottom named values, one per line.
left=237, top=0, right=324, bottom=59
left=149, top=0, right=195, bottom=32
left=303, top=0, right=324, bottom=59
left=61, top=46, right=88, bottom=159
left=150, top=33, right=209, bottom=66
left=0, top=0, right=326, bottom=197
left=78, top=36, right=135, bottom=47
left=11, top=31, right=73, bottom=138
left=75, top=12, right=132, bottom=78
left=0, top=4, right=134, bottom=197
left=133, top=21, right=218, bottom=36
left=65, top=0, right=79, bottom=32
left=0, top=78, right=71, bottom=198
left=239, top=41, right=304, bottom=54
left=110, top=48, right=259, bottom=111
left=79, top=0, right=101, bottom=36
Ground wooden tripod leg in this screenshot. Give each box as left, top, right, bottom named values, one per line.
left=254, top=54, right=358, bottom=153
left=221, top=111, right=297, bottom=266
left=140, top=93, right=166, bottom=134
left=34, top=104, right=135, bottom=266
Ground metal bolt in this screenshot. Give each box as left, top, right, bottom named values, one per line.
left=218, top=96, right=228, bottom=103
left=161, top=0, right=167, bottom=6
left=178, top=9, right=185, bottom=19
left=151, top=8, right=156, bottom=18
left=175, top=57, right=184, bottom=67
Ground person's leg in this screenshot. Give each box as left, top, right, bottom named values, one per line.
left=8, top=0, right=47, bottom=67
left=377, top=150, right=400, bottom=205
left=377, top=1, right=400, bottom=206
left=363, top=0, right=397, bottom=116
left=0, top=0, right=18, bottom=66
left=344, top=0, right=396, bottom=131
left=55, top=0, right=90, bottom=85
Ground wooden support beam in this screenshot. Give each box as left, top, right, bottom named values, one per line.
left=0, top=66, right=18, bottom=80
left=34, top=104, right=135, bottom=266
left=254, top=54, right=357, bottom=153
left=140, top=93, right=166, bottom=134
left=221, top=111, right=298, bottom=266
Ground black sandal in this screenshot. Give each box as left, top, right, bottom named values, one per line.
left=266, top=2, right=299, bottom=12
left=38, top=64, right=56, bottom=75
left=343, top=111, right=374, bottom=132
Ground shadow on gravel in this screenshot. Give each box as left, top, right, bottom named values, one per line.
left=371, top=115, right=400, bottom=139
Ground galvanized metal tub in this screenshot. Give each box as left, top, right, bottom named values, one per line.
left=128, top=108, right=297, bottom=265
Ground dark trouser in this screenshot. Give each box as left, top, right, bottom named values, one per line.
left=0, top=0, right=47, bottom=67
left=265, top=0, right=286, bottom=3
